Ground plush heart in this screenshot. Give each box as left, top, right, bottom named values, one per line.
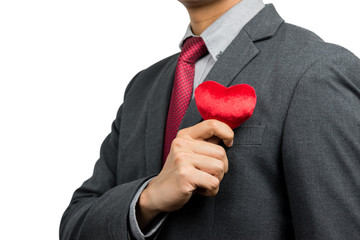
left=194, top=81, right=257, bottom=129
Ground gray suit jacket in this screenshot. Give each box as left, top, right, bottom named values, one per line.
left=60, top=5, right=360, bottom=240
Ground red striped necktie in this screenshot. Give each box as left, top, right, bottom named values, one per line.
left=162, top=37, right=208, bottom=165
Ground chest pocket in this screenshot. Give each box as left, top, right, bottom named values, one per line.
left=232, top=125, right=266, bottom=145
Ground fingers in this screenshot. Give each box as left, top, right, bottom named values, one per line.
left=178, top=119, right=234, bottom=147
left=191, top=153, right=227, bottom=178
left=191, top=142, right=229, bottom=173
left=187, top=168, right=220, bottom=197
left=171, top=138, right=229, bottom=172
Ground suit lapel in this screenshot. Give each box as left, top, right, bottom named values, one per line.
left=179, top=30, right=259, bottom=130
left=179, top=4, right=284, bottom=131
left=145, top=55, right=178, bottom=176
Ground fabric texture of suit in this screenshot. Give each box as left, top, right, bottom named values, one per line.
left=60, top=4, right=360, bottom=240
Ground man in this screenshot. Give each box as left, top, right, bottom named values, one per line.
left=60, top=0, right=360, bottom=239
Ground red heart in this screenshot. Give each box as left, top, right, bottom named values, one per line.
left=194, top=81, right=257, bottom=129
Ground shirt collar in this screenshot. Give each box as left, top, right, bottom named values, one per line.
left=179, top=0, right=265, bottom=61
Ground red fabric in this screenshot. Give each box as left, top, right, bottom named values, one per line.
left=162, top=37, right=208, bottom=165
left=195, top=81, right=257, bottom=129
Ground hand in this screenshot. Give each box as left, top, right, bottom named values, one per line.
left=136, top=119, right=234, bottom=229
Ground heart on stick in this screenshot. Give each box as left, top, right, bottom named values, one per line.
left=194, top=81, right=257, bottom=129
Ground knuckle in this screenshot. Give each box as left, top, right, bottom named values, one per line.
left=216, top=146, right=226, bottom=159
left=207, top=119, right=218, bottom=131
left=182, top=182, right=195, bottom=194
left=172, top=138, right=185, bottom=149
left=210, top=177, right=220, bottom=190
left=173, top=151, right=187, bottom=163
left=215, top=161, right=225, bottom=173
left=177, top=165, right=190, bottom=179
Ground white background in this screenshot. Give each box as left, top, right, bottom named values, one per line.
left=0, top=0, right=359, bottom=239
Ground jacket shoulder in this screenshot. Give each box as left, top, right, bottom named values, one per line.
left=123, top=53, right=179, bottom=98
left=276, top=22, right=358, bottom=63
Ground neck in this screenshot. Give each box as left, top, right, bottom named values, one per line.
left=181, top=0, right=243, bottom=35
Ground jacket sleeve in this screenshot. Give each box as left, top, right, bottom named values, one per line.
left=282, top=49, right=360, bottom=239
left=60, top=72, right=152, bottom=240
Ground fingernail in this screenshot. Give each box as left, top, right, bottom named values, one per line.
left=229, top=140, right=233, bottom=147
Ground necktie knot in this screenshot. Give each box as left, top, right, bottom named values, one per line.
left=178, top=37, right=208, bottom=64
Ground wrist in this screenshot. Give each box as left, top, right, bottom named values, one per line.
left=136, top=186, right=162, bottom=230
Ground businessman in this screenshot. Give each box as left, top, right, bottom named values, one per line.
left=60, top=0, right=360, bottom=239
